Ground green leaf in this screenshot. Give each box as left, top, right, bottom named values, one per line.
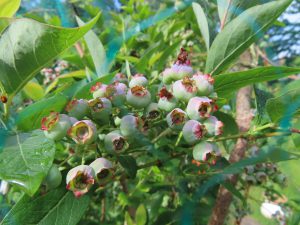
left=136, top=204, right=148, bottom=225
left=0, top=186, right=90, bottom=225
left=217, top=0, right=271, bottom=26
left=0, top=0, right=21, bottom=17
left=0, top=130, right=55, bottom=196
left=192, top=2, right=210, bottom=50
left=223, top=182, right=246, bottom=206
left=16, top=94, right=69, bottom=131
left=23, top=81, right=45, bottom=101
left=213, top=111, right=238, bottom=136
left=214, top=67, right=300, bottom=97
left=0, top=14, right=100, bottom=99
left=125, top=212, right=134, bottom=225
left=76, top=16, right=108, bottom=77
left=118, top=155, right=138, bottom=179
left=205, top=0, right=292, bottom=75
left=266, top=89, right=300, bottom=123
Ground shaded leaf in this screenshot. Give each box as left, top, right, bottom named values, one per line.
left=206, top=0, right=292, bottom=75
left=214, top=111, right=238, bottom=136
left=0, top=186, right=90, bottom=225
left=0, top=130, right=55, bottom=196
left=118, top=155, right=138, bottom=179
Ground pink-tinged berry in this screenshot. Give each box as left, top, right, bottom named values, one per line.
left=65, top=99, right=89, bottom=120
left=88, top=97, right=112, bottom=122
left=166, top=108, right=187, bottom=130
left=120, top=115, right=140, bottom=137
left=110, top=82, right=127, bottom=106
left=186, top=97, right=213, bottom=121
left=90, top=82, right=108, bottom=99
left=192, top=142, right=220, bottom=163
left=104, top=131, right=128, bottom=153
left=145, top=103, right=160, bottom=120
left=126, top=86, right=151, bottom=109
left=43, top=164, right=62, bottom=190
left=162, top=48, right=193, bottom=84
left=68, top=120, right=97, bottom=145
left=113, top=73, right=128, bottom=84
left=66, top=165, right=95, bottom=197
left=90, top=158, right=113, bottom=185
left=203, top=116, right=223, bottom=137
left=182, top=120, right=205, bottom=144
left=41, top=112, right=71, bottom=141
left=172, top=77, right=197, bottom=102
left=157, top=86, right=177, bottom=112
left=129, top=74, right=148, bottom=88
left=193, top=73, right=214, bottom=96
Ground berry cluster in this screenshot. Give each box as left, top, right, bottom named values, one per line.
left=41, top=48, right=224, bottom=197
left=41, top=60, right=69, bottom=85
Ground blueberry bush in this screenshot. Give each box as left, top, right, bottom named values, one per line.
left=1, top=0, right=300, bottom=225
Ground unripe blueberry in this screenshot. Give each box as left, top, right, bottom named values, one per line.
left=162, top=48, right=193, bottom=84
left=104, top=131, right=128, bottom=153
left=203, top=116, right=223, bottom=137
left=113, top=73, right=128, bottom=84
left=255, top=171, right=267, bottom=183
left=66, top=165, right=95, bottom=197
left=43, top=164, right=62, bottom=190
left=41, top=112, right=71, bottom=141
left=274, top=174, right=287, bottom=186
left=244, top=165, right=255, bottom=175
left=245, top=175, right=256, bottom=185
left=129, top=74, right=148, bottom=88
left=90, top=158, right=113, bottom=185
left=90, top=82, right=108, bottom=99
left=65, top=99, right=89, bottom=120
left=166, top=108, right=187, bottom=130
left=88, top=97, right=112, bottom=122
left=109, top=82, right=127, bottom=106
left=182, top=120, right=205, bottom=144
left=172, top=77, right=197, bottom=102
left=120, top=115, right=140, bottom=137
left=157, top=86, right=177, bottom=112
left=68, top=120, right=97, bottom=145
left=145, top=103, right=160, bottom=120
left=126, top=86, right=151, bottom=109
left=193, top=73, right=214, bottom=96
left=192, top=142, right=220, bottom=162
left=186, top=97, right=213, bottom=121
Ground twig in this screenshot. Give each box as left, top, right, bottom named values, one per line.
left=220, top=0, right=233, bottom=30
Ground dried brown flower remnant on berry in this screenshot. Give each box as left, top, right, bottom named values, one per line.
left=176, top=48, right=190, bottom=65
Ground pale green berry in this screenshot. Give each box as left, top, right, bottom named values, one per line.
left=193, top=73, right=214, bottom=96
left=104, top=131, right=128, bottom=153
left=90, top=82, right=108, bottom=99
left=41, top=112, right=71, bottom=141
left=182, top=120, right=205, bottom=145
left=129, top=74, right=148, bottom=88
left=90, top=158, right=113, bottom=185
left=43, top=164, right=62, bottom=190
left=186, top=97, right=213, bottom=121
left=88, top=97, right=112, bottom=123
left=68, top=120, right=97, bottom=145
left=126, top=86, right=151, bottom=109
left=145, top=103, right=160, bottom=120
left=203, top=116, right=223, bottom=137
left=192, top=142, right=220, bottom=162
left=157, top=86, right=177, bottom=112
left=166, top=108, right=187, bottom=130
left=66, top=165, right=95, bottom=197
left=65, top=99, right=89, bottom=120
left=172, top=77, right=197, bottom=102
left=120, top=115, right=140, bottom=137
